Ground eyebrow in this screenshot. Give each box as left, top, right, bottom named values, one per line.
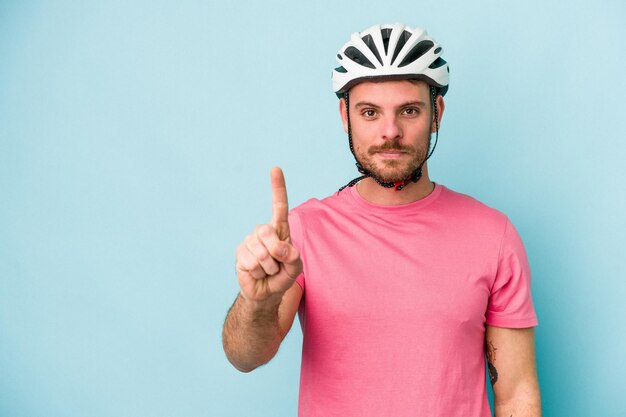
left=354, top=100, right=427, bottom=109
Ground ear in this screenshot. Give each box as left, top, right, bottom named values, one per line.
left=431, top=95, right=445, bottom=132
left=339, top=97, right=349, bottom=134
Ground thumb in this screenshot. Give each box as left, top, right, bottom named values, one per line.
left=277, top=241, right=302, bottom=278
left=274, top=240, right=298, bottom=263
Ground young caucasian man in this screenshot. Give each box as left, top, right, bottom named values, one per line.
left=222, top=23, right=541, bottom=417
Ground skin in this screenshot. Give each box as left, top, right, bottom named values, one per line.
left=222, top=79, right=541, bottom=415
left=486, top=326, right=542, bottom=417
left=222, top=167, right=303, bottom=372
left=339, top=80, right=444, bottom=206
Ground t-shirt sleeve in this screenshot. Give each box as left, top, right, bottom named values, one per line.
left=288, top=209, right=305, bottom=292
left=486, top=218, right=538, bottom=328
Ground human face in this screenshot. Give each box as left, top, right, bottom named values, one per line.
left=341, top=80, right=437, bottom=184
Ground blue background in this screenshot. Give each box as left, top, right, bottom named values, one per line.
left=1, top=1, right=625, bottom=416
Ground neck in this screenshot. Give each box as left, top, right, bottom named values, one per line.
left=356, top=167, right=434, bottom=205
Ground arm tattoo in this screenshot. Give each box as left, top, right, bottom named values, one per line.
left=485, top=339, right=498, bottom=385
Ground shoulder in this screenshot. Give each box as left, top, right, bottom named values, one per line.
left=286, top=190, right=347, bottom=238
left=436, top=184, right=510, bottom=233
left=438, top=185, right=505, bottom=215
left=290, top=189, right=352, bottom=219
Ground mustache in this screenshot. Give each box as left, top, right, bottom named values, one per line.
left=368, top=140, right=415, bottom=155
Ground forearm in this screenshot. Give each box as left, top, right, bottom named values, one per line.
left=222, top=293, right=284, bottom=372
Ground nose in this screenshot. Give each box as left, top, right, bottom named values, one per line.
left=381, top=115, right=401, bottom=141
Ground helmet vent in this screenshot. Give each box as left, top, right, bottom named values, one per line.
left=334, top=66, right=348, bottom=73
left=398, top=40, right=434, bottom=68
left=428, top=57, right=447, bottom=69
left=390, top=30, right=412, bottom=65
left=361, top=34, right=383, bottom=65
left=344, top=46, right=376, bottom=69
left=381, top=28, right=392, bottom=55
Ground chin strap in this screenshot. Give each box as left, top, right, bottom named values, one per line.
left=338, top=86, right=440, bottom=193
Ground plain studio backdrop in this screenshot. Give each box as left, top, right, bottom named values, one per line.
left=1, top=1, right=625, bottom=416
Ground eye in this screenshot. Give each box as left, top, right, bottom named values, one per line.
left=402, top=107, right=420, bottom=116
left=361, top=109, right=377, bottom=118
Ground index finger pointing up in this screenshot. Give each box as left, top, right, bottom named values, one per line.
left=270, top=166, right=290, bottom=241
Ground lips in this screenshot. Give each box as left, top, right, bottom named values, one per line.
left=369, top=147, right=407, bottom=154
left=377, top=150, right=404, bottom=154
left=375, top=150, right=406, bottom=159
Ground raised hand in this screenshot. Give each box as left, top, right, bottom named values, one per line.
left=235, top=167, right=303, bottom=303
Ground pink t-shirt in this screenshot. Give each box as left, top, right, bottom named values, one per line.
left=288, top=183, right=537, bottom=417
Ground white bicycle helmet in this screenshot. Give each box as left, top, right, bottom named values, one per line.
left=332, top=23, right=449, bottom=97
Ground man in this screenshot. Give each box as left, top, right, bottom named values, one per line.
left=223, top=23, right=541, bottom=416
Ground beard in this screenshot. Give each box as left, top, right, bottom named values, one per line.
left=354, top=135, right=431, bottom=183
